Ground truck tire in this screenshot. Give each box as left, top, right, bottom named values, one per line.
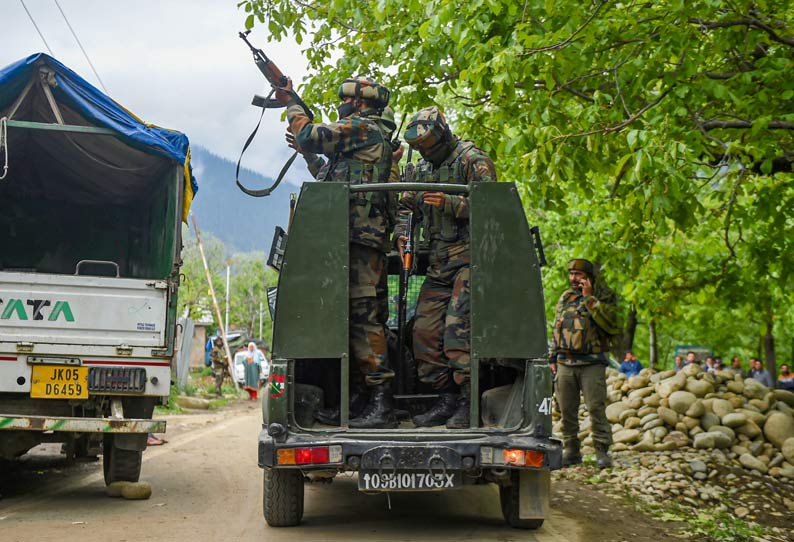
left=263, top=468, right=304, bottom=527
left=102, top=435, right=142, bottom=485
left=499, top=472, right=544, bottom=530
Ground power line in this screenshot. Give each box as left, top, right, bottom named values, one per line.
left=20, top=0, right=54, bottom=55
left=54, top=0, right=109, bottom=94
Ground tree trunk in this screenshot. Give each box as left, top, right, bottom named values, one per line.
left=621, top=305, right=638, bottom=355
left=764, top=306, right=776, bottom=377
left=648, top=319, right=657, bottom=371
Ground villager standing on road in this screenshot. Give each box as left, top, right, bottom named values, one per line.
left=550, top=259, right=620, bottom=469
left=210, top=337, right=228, bottom=397
left=396, top=106, right=497, bottom=429
left=277, top=76, right=396, bottom=428
left=243, top=342, right=264, bottom=400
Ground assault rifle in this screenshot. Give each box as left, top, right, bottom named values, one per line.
left=239, top=30, right=313, bottom=119
left=235, top=30, right=312, bottom=197
left=396, top=212, right=415, bottom=394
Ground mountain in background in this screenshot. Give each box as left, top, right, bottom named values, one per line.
left=189, top=146, right=295, bottom=254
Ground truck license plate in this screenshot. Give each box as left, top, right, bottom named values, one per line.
left=358, top=471, right=461, bottom=492
left=30, top=366, right=88, bottom=399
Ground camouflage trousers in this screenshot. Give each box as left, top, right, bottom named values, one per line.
left=350, top=244, right=394, bottom=386
left=413, top=249, right=471, bottom=389
left=555, top=362, right=612, bottom=449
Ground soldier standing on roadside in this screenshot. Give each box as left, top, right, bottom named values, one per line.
left=396, top=106, right=496, bottom=429
left=550, top=259, right=620, bottom=469
left=277, top=76, right=397, bottom=428
left=210, top=337, right=228, bottom=398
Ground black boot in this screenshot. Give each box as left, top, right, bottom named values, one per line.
left=412, top=393, right=458, bottom=427
left=349, top=384, right=398, bottom=429
left=595, top=444, right=613, bottom=469
left=562, top=440, right=582, bottom=467
left=445, top=383, right=470, bottom=429
left=314, top=390, right=369, bottom=425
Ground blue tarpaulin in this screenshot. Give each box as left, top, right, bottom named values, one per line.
left=0, top=53, right=197, bottom=218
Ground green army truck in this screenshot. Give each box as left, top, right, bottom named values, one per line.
left=258, top=180, right=561, bottom=529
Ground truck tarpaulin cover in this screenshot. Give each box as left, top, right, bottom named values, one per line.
left=0, top=53, right=198, bottom=220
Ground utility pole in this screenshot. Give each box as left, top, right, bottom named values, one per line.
left=225, top=264, right=230, bottom=335
left=190, top=212, right=238, bottom=391
left=259, top=301, right=263, bottom=339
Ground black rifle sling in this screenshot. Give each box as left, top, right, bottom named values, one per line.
left=235, top=88, right=297, bottom=198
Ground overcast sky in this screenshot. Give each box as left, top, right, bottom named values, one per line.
left=0, top=0, right=310, bottom=183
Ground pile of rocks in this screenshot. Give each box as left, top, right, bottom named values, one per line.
left=553, top=364, right=794, bottom=478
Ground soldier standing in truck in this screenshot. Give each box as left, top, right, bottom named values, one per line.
left=396, top=106, right=497, bottom=429
left=276, top=76, right=397, bottom=428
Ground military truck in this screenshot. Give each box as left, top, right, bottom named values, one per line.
left=259, top=180, right=561, bottom=528
left=0, top=54, right=195, bottom=484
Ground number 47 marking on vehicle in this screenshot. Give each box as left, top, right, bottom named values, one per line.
left=538, top=397, right=553, bottom=415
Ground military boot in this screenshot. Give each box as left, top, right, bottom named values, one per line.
left=562, top=440, right=582, bottom=467
left=412, top=392, right=458, bottom=427
left=445, top=383, right=471, bottom=429
left=349, top=384, right=398, bottom=429
left=595, top=444, right=613, bottom=469
left=314, top=389, right=369, bottom=425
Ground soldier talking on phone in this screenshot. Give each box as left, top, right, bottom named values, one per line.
left=550, top=259, right=620, bottom=469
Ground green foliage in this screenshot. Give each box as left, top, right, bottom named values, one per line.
left=177, top=227, right=278, bottom=342
left=154, top=383, right=185, bottom=414
left=239, top=0, right=794, bottom=364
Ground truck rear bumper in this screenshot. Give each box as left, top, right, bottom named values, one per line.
left=0, top=414, right=165, bottom=434
left=258, top=430, right=562, bottom=471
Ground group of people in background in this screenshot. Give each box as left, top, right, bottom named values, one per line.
left=671, top=351, right=793, bottom=391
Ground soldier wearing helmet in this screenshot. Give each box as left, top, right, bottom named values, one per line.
left=550, top=258, right=620, bottom=469
left=395, top=106, right=496, bottom=429
left=277, top=76, right=397, bottom=428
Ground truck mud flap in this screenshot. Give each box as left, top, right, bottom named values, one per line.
left=0, top=415, right=165, bottom=435
left=518, top=469, right=550, bottom=520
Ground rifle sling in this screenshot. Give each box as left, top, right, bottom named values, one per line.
left=235, top=88, right=298, bottom=198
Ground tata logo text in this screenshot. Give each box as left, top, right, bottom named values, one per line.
left=0, top=298, right=75, bottom=322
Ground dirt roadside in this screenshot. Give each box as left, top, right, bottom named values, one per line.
left=0, top=400, right=703, bottom=541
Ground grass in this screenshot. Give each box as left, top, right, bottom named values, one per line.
left=629, top=493, right=770, bottom=542
left=154, top=383, right=184, bottom=415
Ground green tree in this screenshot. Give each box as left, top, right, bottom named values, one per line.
left=240, top=0, right=794, bottom=371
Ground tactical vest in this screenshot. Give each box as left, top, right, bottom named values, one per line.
left=316, top=116, right=393, bottom=248
left=415, top=141, right=475, bottom=243
left=552, top=291, right=609, bottom=355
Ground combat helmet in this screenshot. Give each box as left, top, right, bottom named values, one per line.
left=338, top=76, right=390, bottom=111
left=404, top=106, right=453, bottom=153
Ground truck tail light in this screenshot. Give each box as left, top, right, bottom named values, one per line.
left=277, top=445, right=342, bottom=466
left=483, top=447, right=545, bottom=468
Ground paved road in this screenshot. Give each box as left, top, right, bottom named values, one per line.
left=0, top=403, right=581, bottom=541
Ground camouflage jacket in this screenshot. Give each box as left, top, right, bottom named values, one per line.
left=210, top=346, right=227, bottom=368
left=395, top=139, right=496, bottom=257
left=288, top=102, right=392, bottom=250
left=551, top=287, right=620, bottom=362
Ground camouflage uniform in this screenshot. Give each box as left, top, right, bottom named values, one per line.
left=297, top=108, right=401, bottom=326
left=210, top=343, right=228, bottom=396
left=551, top=259, right=620, bottom=464
left=396, top=109, right=497, bottom=389
left=287, top=86, right=394, bottom=387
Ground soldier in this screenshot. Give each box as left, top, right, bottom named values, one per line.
left=396, top=106, right=496, bottom=429
left=210, top=337, right=228, bottom=397
left=276, top=76, right=396, bottom=428
left=550, top=259, right=620, bottom=469
left=287, top=106, right=403, bottom=330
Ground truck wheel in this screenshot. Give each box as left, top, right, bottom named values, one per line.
left=102, top=435, right=142, bottom=485
left=499, top=472, right=544, bottom=530
left=263, top=468, right=304, bottom=527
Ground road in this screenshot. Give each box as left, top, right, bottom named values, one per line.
left=0, top=402, right=582, bottom=542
